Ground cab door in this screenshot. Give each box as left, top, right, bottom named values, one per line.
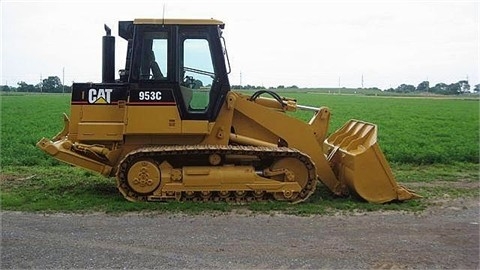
left=124, top=27, right=182, bottom=134
left=175, top=26, right=230, bottom=122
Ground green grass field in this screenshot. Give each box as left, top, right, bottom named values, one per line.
left=289, top=92, right=479, bottom=164
left=1, top=92, right=479, bottom=213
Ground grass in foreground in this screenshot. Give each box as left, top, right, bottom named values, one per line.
left=1, top=163, right=478, bottom=215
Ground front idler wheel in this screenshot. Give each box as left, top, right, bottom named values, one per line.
left=126, top=159, right=161, bottom=195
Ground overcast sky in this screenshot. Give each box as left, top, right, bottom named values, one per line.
left=1, top=0, right=478, bottom=89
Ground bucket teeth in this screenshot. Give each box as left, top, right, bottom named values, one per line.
left=397, top=185, right=423, bottom=201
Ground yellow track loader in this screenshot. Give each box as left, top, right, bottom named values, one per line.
left=37, top=19, right=419, bottom=203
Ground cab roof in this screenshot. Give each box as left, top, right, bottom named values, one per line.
left=119, top=19, right=225, bottom=40
left=133, top=18, right=224, bottom=26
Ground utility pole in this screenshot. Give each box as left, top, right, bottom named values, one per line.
left=361, top=74, right=364, bottom=88
left=337, top=76, right=341, bottom=94
left=240, top=71, right=243, bottom=86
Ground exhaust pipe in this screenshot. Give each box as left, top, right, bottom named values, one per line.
left=102, top=24, right=115, bottom=83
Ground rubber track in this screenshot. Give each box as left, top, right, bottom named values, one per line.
left=116, top=145, right=318, bottom=203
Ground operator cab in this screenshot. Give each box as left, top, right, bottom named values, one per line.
left=117, top=19, right=231, bottom=121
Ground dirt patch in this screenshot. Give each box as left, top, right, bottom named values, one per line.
left=0, top=174, right=37, bottom=191
left=0, top=174, right=36, bottom=182
left=406, top=179, right=480, bottom=189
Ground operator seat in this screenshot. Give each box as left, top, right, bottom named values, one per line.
left=140, top=50, right=163, bottom=80
left=148, top=51, right=164, bottom=79
left=150, top=61, right=163, bottom=79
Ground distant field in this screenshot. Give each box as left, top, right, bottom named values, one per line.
left=1, top=92, right=478, bottom=166
left=286, top=92, right=479, bottom=164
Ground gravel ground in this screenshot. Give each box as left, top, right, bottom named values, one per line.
left=1, top=199, right=479, bottom=269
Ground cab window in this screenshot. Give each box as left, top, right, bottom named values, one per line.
left=180, top=37, right=215, bottom=112
left=139, top=32, right=168, bottom=80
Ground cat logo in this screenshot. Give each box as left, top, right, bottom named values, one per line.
left=88, top=88, right=113, bottom=104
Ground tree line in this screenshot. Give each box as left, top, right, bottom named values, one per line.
left=1, top=76, right=479, bottom=95
left=1, top=76, right=71, bottom=93
left=386, top=80, right=478, bottom=95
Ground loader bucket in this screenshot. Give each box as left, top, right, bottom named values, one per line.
left=324, top=120, right=420, bottom=203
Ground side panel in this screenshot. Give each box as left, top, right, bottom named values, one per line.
left=125, top=106, right=182, bottom=134
left=70, top=83, right=128, bottom=141
left=182, top=120, right=210, bottom=134
left=78, top=123, right=124, bottom=141
left=125, top=88, right=182, bottom=134
left=81, top=105, right=125, bottom=122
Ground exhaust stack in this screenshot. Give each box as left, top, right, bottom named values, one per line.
left=102, top=24, right=115, bottom=83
